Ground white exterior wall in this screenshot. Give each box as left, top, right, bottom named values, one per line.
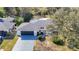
left=34, top=31, right=37, bottom=36
left=17, top=31, right=21, bottom=36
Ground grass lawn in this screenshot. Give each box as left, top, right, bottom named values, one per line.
left=0, top=35, right=18, bottom=51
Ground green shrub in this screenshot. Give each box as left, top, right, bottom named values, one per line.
left=68, top=42, right=75, bottom=49
left=6, top=32, right=11, bottom=36
left=0, top=39, right=3, bottom=45
left=75, top=45, right=79, bottom=49
left=53, top=37, right=64, bottom=45
left=38, top=35, right=42, bottom=41
left=38, top=35, right=46, bottom=42
left=14, top=17, right=23, bottom=26
left=74, top=41, right=79, bottom=49
left=23, top=12, right=33, bottom=22
left=0, top=11, right=4, bottom=17
left=67, top=39, right=77, bottom=49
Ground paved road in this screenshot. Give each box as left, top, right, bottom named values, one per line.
left=12, top=37, right=35, bottom=51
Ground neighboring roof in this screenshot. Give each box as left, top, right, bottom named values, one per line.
left=0, top=22, right=8, bottom=31
left=0, top=17, right=15, bottom=31
left=0, top=17, right=14, bottom=22
left=3, top=22, right=15, bottom=29
left=0, top=22, right=15, bottom=31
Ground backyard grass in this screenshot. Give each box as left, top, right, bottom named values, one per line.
left=0, top=35, right=18, bottom=51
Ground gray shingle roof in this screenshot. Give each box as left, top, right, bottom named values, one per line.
left=0, top=22, right=15, bottom=31
left=17, top=18, right=53, bottom=31
left=0, top=17, right=15, bottom=31
left=0, top=22, right=8, bottom=31
left=0, top=17, right=14, bottom=22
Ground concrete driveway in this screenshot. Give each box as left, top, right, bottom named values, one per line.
left=12, top=37, right=35, bottom=51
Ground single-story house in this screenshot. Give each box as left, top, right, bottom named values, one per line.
left=0, top=22, right=15, bottom=37
left=0, top=22, right=15, bottom=32
left=0, top=17, right=15, bottom=37
left=17, top=18, right=53, bottom=36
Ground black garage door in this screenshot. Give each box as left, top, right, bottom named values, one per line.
left=21, top=31, right=34, bottom=35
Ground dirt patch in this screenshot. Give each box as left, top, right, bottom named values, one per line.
left=33, top=36, right=72, bottom=51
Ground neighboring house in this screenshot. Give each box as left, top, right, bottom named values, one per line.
left=17, top=18, right=53, bottom=36
left=0, top=17, right=15, bottom=37
left=0, top=22, right=15, bottom=32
